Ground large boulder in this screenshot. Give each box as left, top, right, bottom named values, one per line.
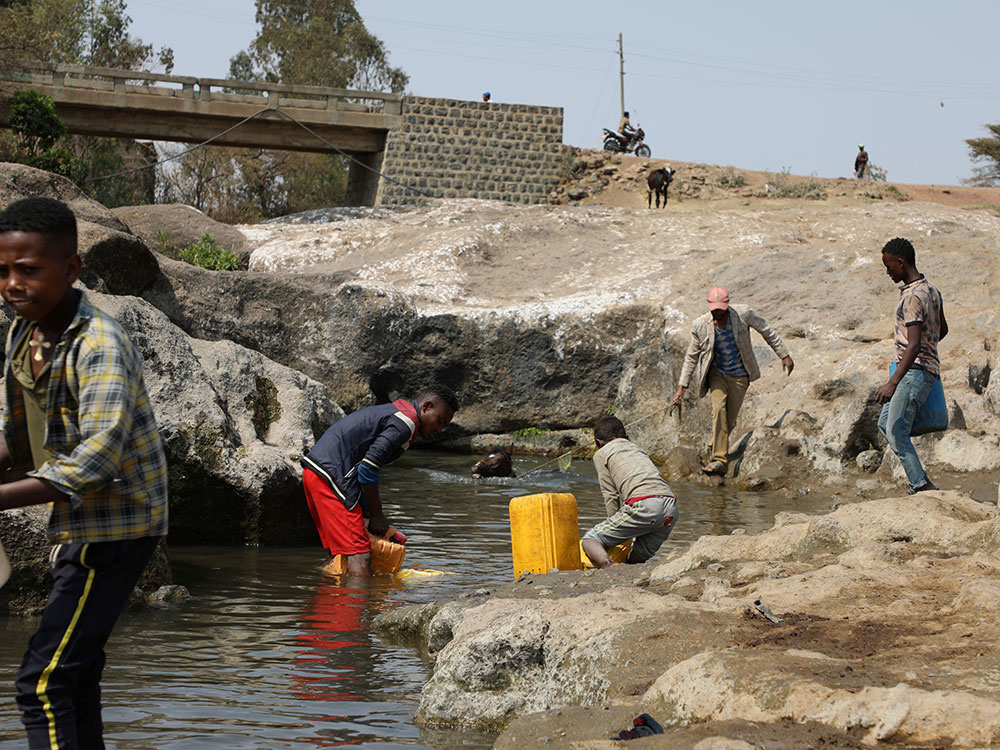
left=0, top=162, right=128, bottom=232
left=92, top=292, right=342, bottom=545
left=0, top=506, right=57, bottom=615
left=112, top=204, right=251, bottom=264
left=0, top=163, right=162, bottom=296
left=76, top=221, right=162, bottom=296
left=0, top=291, right=341, bottom=611
left=142, top=257, right=647, bottom=436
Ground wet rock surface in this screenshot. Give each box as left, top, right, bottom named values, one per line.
left=383, top=492, right=1000, bottom=747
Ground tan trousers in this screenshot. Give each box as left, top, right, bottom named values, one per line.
left=709, top=368, right=750, bottom=465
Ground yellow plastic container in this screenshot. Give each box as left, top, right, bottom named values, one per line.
left=580, top=539, right=633, bottom=569
left=509, top=493, right=583, bottom=578
left=323, top=526, right=406, bottom=575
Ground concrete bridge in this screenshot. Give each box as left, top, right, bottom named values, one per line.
left=0, top=61, right=401, bottom=203
left=1, top=62, right=565, bottom=206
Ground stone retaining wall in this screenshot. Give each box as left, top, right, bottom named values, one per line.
left=376, top=96, right=565, bottom=205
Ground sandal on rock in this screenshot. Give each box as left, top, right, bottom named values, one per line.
left=701, top=461, right=726, bottom=476
left=611, top=713, right=665, bottom=740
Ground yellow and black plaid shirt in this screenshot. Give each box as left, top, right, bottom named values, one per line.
left=1, top=292, right=168, bottom=543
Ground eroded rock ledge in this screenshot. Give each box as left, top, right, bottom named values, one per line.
left=375, top=491, right=1000, bottom=747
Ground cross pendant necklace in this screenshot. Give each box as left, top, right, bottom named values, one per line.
left=29, top=331, right=51, bottom=362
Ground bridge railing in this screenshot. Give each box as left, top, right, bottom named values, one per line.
left=6, top=61, right=402, bottom=115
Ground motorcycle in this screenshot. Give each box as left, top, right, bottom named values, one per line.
left=602, top=126, right=651, bottom=158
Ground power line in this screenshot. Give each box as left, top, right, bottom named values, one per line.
left=388, top=44, right=614, bottom=75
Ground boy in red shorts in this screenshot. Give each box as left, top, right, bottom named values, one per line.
left=301, top=385, right=458, bottom=576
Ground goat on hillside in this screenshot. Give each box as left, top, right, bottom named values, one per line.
left=647, top=167, right=676, bottom=208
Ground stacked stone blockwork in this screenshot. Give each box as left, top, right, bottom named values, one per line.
left=376, top=96, right=565, bottom=205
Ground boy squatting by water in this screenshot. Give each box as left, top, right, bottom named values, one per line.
left=301, top=384, right=459, bottom=576
left=581, top=416, right=678, bottom=568
left=0, top=197, right=169, bottom=749
left=876, top=237, right=947, bottom=494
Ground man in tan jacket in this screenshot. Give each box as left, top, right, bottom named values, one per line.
left=670, top=287, right=794, bottom=476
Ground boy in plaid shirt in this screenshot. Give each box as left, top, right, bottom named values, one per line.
left=0, top=197, right=168, bottom=748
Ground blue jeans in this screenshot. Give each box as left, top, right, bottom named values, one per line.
left=878, top=368, right=936, bottom=491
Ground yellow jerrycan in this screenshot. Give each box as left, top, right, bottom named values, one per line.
left=509, top=493, right=583, bottom=578
left=580, top=538, right=633, bottom=569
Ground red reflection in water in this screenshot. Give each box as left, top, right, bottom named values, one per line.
left=288, top=573, right=405, bottom=707
left=291, top=577, right=368, bottom=703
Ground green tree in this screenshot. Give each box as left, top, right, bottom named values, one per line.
left=86, top=0, right=174, bottom=72
left=1, top=0, right=172, bottom=71
left=0, top=2, right=60, bottom=79
left=162, top=0, right=395, bottom=221
left=7, top=89, right=78, bottom=181
left=965, top=124, right=1000, bottom=187
left=6, top=89, right=151, bottom=206
left=1, top=2, right=170, bottom=206
left=242, top=0, right=407, bottom=92
left=9, top=88, right=66, bottom=156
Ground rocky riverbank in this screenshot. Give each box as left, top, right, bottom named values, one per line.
left=1, top=154, right=999, bottom=618
left=375, top=490, right=1000, bottom=747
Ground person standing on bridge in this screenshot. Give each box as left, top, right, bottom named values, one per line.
left=670, top=287, right=794, bottom=476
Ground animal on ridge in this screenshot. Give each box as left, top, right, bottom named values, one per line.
left=647, top=167, right=675, bottom=208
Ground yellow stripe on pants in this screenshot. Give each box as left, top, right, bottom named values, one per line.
left=37, top=544, right=95, bottom=750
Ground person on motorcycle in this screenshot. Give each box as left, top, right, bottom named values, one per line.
left=618, top=111, right=637, bottom=151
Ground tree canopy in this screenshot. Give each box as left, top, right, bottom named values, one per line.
left=0, top=0, right=173, bottom=73
left=0, top=1, right=171, bottom=207
left=235, top=0, right=407, bottom=92
left=965, top=124, right=1000, bottom=187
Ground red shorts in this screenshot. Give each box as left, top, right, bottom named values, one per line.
left=302, top=467, right=370, bottom=555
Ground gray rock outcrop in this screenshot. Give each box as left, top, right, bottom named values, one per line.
left=393, top=492, right=1000, bottom=747
left=0, top=164, right=162, bottom=297
left=93, top=292, right=341, bottom=545
left=132, top=196, right=1000, bottom=495
left=112, top=203, right=251, bottom=264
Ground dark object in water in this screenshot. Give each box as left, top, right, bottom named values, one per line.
left=472, top=445, right=515, bottom=478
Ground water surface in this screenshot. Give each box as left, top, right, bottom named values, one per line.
left=0, top=451, right=832, bottom=748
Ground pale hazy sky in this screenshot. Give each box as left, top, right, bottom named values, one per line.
left=126, top=0, right=1000, bottom=186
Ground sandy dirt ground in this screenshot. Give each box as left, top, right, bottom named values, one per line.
left=559, top=151, right=1000, bottom=213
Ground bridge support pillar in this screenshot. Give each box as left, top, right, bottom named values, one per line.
left=344, top=151, right=384, bottom=207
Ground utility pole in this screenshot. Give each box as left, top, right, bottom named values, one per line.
left=618, top=32, right=625, bottom=119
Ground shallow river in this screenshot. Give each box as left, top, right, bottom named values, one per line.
left=0, top=451, right=837, bottom=748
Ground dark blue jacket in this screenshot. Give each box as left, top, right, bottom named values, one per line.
left=302, top=399, right=420, bottom=511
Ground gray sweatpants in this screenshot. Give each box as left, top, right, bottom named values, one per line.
left=582, top=494, right=678, bottom=562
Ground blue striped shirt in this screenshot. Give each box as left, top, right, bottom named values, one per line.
left=712, top=321, right=748, bottom=377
